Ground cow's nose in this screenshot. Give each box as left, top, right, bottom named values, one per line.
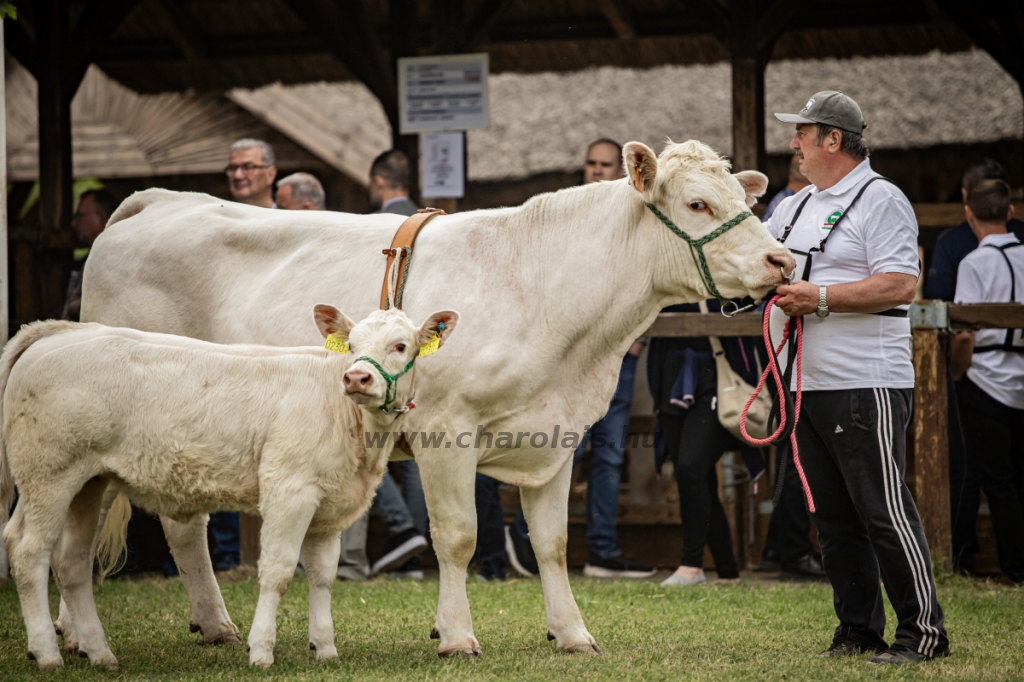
left=343, top=370, right=374, bottom=393
left=766, top=251, right=797, bottom=280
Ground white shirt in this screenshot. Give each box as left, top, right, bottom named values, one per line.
left=764, top=159, right=920, bottom=390
left=955, top=233, right=1024, bottom=410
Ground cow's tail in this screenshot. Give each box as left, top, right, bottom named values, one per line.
left=0, top=320, right=78, bottom=525
left=95, top=492, right=131, bottom=581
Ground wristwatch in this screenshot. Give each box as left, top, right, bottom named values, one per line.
left=816, top=285, right=830, bottom=318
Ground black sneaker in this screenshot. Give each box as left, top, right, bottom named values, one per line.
left=583, top=553, right=656, bottom=579
left=780, top=554, right=828, bottom=582
left=759, top=548, right=781, bottom=572
left=869, top=643, right=950, bottom=665
left=371, top=529, right=428, bottom=576
left=505, top=525, right=539, bottom=578
left=819, top=640, right=881, bottom=658
left=390, top=555, right=425, bottom=580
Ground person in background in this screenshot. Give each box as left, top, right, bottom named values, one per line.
left=763, top=154, right=811, bottom=220
left=925, top=159, right=1024, bottom=576
left=226, top=138, right=277, bottom=209
left=62, top=189, right=119, bottom=322
left=276, top=172, right=326, bottom=210
left=950, top=178, right=1024, bottom=585
left=369, top=150, right=418, bottom=216
left=506, top=139, right=655, bottom=580
left=337, top=149, right=430, bottom=581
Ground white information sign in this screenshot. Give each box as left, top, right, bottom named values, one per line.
left=398, top=53, right=489, bottom=134
left=421, top=131, right=465, bottom=199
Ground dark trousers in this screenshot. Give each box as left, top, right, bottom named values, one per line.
left=799, top=388, right=948, bottom=655
left=472, top=474, right=507, bottom=580
left=948, top=373, right=980, bottom=575
left=958, top=377, right=1024, bottom=583
left=659, top=393, right=740, bottom=579
left=763, top=448, right=814, bottom=565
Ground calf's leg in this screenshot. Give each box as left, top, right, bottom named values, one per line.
left=160, top=514, right=241, bottom=644
left=521, top=456, right=598, bottom=653
left=302, top=529, right=342, bottom=661
left=419, top=454, right=481, bottom=657
left=51, top=478, right=118, bottom=670
left=248, top=497, right=318, bottom=668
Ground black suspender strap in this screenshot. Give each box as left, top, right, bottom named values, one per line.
left=779, top=194, right=811, bottom=245
left=973, top=241, right=1024, bottom=354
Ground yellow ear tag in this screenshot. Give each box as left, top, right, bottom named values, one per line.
left=418, top=332, right=440, bottom=357
left=324, top=333, right=349, bottom=354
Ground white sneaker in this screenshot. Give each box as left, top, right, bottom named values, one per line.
left=660, top=569, right=706, bottom=587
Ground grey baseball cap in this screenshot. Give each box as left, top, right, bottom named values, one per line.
left=775, top=90, right=866, bottom=135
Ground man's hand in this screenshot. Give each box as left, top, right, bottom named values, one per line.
left=775, top=280, right=820, bottom=317
left=627, top=341, right=646, bottom=357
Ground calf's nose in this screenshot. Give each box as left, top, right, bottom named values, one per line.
left=765, top=251, right=797, bottom=280
left=343, top=370, right=374, bottom=393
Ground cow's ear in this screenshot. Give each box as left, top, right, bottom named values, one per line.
left=417, top=310, right=459, bottom=349
left=313, top=304, right=356, bottom=340
left=733, top=170, right=769, bottom=208
left=624, top=142, right=658, bottom=194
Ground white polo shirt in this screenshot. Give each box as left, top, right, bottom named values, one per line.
left=955, top=233, right=1024, bottom=410
left=763, top=159, right=920, bottom=391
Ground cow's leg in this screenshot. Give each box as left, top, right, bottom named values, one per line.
left=521, top=456, right=598, bottom=654
left=247, top=498, right=318, bottom=668
left=56, top=484, right=117, bottom=652
left=51, top=478, right=118, bottom=670
left=4, top=484, right=79, bottom=670
left=302, top=529, right=341, bottom=661
left=160, top=514, right=241, bottom=644
left=419, top=455, right=480, bottom=657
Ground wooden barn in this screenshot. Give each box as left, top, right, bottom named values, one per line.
left=2, top=0, right=1022, bottom=577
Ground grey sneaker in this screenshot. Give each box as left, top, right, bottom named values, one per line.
left=583, top=554, right=656, bottom=579
left=660, top=569, right=706, bottom=587
left=869, top=644, right=950, bottom=665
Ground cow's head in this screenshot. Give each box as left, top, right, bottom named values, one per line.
left=313, top=305, right=459, bottom=413
left=625, top=140, right=795, bottom=301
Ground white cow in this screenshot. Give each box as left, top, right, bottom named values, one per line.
left=80, top=140, right=795, bottom=657
left=0, top=306, right=459, bottom=670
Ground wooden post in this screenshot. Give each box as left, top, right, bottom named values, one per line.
left=729, top=0, right=766, bottom=173
left=390, top=0, right=420, bottom=204
left=909, top=328, right=952, bottom=565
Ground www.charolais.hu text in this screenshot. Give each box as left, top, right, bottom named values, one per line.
left=364, top=425, right=656, bottom=449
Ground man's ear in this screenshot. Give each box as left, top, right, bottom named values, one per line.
left=733, top=170, right=769, bottom=208
left=624, top=142, right=658, bottom=194
left=417, top=310, right=460, bottom=349
left=313, top=304, right=356, bottom=340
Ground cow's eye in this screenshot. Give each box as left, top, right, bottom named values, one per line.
left=395, top=344, right=406, bottom=353
left=688, top=200, right=707, bottom=211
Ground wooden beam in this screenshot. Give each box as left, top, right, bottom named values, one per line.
left=933, top=0, right=1023, bottom=84
left=645, top=312, right=762, bottom=337
left=676, top=0, right=729, bottom=42
left=948, top=303, right=1024, bottom=330
left=148, top=0, right=208, bottom=61
left=465, top=0, right=519, bottom=49
left=729, top=0, right=766, bottom=173
left=598, top=0, right=637, bottom=39
left=757, top=0, right=803, bottom=52
left=4, top=19, right=37, bottom=78
left=908, top=328, right=951, bottom=564
left=63, top=0, right=141, bottom=94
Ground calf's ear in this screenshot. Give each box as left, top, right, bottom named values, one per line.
left=313, top=304, right=356, bottom=340
left=624, top=142, right=658, bottom=194
left=417, top=310, right=460, bottom=349
left=733, top=170, right=769, bottom=207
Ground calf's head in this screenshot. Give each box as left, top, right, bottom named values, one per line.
left=313, top=306, right=459, bottom=413
left=625, top=139, right=795, bottom=301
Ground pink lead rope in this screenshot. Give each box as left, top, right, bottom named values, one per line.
left=738, top=295, right=816, bottom=513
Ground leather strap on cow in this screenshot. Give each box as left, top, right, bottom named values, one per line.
left=379, top=208, right=446, bottom=310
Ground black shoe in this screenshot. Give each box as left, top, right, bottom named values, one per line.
left=819, top=640, right=883, bottom=658
left=391, top=555, right=425, bottom=580
left=371, top=529, right=428, bottom=576
left=583, top=553, right=656, bottom=579
left=505, top=525, right=539, bottom=577
left=780, top=554, right=827, bottom=582
left=869, top=643, right=951, bottom=665
left=759, top=548, right=781, bottom=572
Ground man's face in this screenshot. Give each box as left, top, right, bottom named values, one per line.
left=276, top=184, right=316, bottom=210
left=227, top=147, right=276, bottom=204
left=368, top=175, right=386, bottom=210
left=584, top=142, right=624, bottom=184
left=790, top=124, right=831, bottom=185
left=71, top=195, right=107, bottom=245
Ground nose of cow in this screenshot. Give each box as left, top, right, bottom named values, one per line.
left=343, top=370, right=374, bottom=393
left=766, top=251, right=797, bottom=282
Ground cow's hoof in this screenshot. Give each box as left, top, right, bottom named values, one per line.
left=60, top=641, right=79, bottom=653
left=189, top=621, right=201, bottom=634
left=205, top=629, right=243, bottom=645
left=438, top=648, right=481, bottom=659
left=249, top=646, right=274, bottom=668
left=314, top=645, right=339, bottom=662
left=53, top=624, right=62, bottom=636
left=430, top=627, right=440, bottom=640
left=547, top=631, right=555, bottom=641
left=33, top=655, right=64, bottom=671
left=79, top=649, right=88, bottom=658
left=89, top=650, right=119, bottom=670
left=561, top=642, right=601, bottom=655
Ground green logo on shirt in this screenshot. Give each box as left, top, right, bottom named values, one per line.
left=823, top=210, right=843, bottom=230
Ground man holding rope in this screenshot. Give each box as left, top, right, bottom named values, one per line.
left=764, top=91, right=949, bottom=664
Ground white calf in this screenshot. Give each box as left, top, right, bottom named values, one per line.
left=0, top=306, right=458, bottom=670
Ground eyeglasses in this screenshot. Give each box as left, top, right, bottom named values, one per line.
left=224, top=163, right=271, bottom=174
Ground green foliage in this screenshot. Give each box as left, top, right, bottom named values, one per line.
left=0, top=574, right=1021, bottom=681
left=0, top=2, right=15, bottom=21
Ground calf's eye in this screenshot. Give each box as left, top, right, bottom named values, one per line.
left=688, top=200, right=707, bottom=211
left=396, top=344, right=406, bottom=353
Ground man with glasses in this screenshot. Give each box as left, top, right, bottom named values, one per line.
left=225, top=139, right=277, bottom=209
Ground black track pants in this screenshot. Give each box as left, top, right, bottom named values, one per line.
left=797, top=388, right=948, bottom=655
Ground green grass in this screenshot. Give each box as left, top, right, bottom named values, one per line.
left=1, top=571, right=1022, bottom=681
